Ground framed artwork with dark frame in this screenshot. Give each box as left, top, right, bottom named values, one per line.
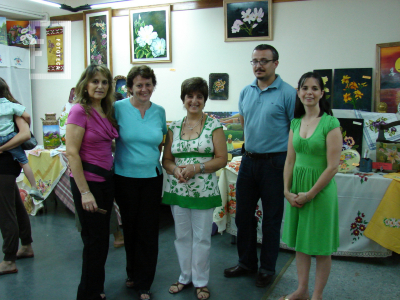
left=113, top=75, right=129, bottom=99
left=129, top=5, right=171, bottom=64
left=209, top=73, right=229, bottom=100
left=224, top=0, right=272, bottom=42
left=83, top=8, right=113, bottom=71
left=375, top=42, right=400, bottom=113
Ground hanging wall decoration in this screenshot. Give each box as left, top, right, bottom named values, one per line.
left=224, top=0, right=272, bottom=42
left=6, top=21, right=40, bottom=48
left=129, top=5, right=171, bottom=64
left=113, top=75, right=129, bottom=99
left=46, top=26, right=64, bottom=72
left=209, top=73, right=229, bottom=100
left=0, top=17, right=7, bottom=46
left=83, top=8, right=112, bottom=71
left=375, top=42, right=400, bottom=113
left=332, top=68, right=373, bottom=111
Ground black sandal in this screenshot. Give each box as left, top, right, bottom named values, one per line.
left=138, top=290, right=151, bottom=300
left=126, top=277, right=135, bottom=288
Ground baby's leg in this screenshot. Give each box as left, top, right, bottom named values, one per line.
left=20, top=162, right=44, bottom=200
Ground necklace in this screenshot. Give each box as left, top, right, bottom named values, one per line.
left=184, top=114, right=203, bottom=130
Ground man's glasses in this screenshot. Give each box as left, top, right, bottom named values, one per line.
left=250, top=59, right=275, bottom=66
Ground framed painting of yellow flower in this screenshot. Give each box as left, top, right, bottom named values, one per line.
left=332, top=68, right=373, bottom=111
left=209, top=73, right=229, bottom=100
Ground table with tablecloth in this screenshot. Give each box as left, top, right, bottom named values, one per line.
left=213, top=157, right=394, bottom=257
left=18, top=148, right=121, bottom=223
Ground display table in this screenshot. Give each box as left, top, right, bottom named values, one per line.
left=19, top=148, right=121, bottom=223
left=213, top=158, right=393, bottom=257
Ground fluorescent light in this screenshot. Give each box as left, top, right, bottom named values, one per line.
left=30, top=0, right=61, bottom=8
left=90, top=1, right=134, bottom=9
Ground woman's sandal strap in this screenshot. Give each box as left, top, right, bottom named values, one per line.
left=196, top=287, right=210, bottom=299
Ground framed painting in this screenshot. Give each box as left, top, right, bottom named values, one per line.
left=375, top=42, right=400, bottom=113
left=338, top=118, right=364, bottom=156
left=113, top=75, right=129, bottom=99
left=0, top=17, right=7, bottom=46
left=209, top=73, right=229, bottom=100
left=332, top=68, right=373, bottom=111
left=7, top=20, right=40, bottom=48
left=224, top=0, right=272, bottom=42
left=314, top=69, right=333, bottom=105
left=83, top=8, right=112, bottom=71
left=129, top=5, right=171, bottom=64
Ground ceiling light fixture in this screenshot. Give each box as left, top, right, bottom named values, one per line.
left=30, top=0, right=61, bottom=8
left=90, top=1, right=132, bottom=9
left=28, top=0, right=132, bottom=12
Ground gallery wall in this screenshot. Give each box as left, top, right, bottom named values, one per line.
left=30, top=0, right=400, bottom=144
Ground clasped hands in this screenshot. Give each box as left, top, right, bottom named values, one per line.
left=285, top=192, right=309, bottom=208
left=173, top=164, right=196, bottom=183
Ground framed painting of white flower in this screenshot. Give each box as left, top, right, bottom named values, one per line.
left=129, top=5, right=171, bottom=64
left=224, top=0, right=272, bottom=42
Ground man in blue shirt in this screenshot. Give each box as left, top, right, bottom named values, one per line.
left=224, top=44, right=296, bottom=287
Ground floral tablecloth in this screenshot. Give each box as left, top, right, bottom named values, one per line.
left=213, top=158, right=393, bottom=257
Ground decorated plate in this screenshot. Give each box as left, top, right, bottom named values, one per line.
left=338, top=149, right=361, bottom=173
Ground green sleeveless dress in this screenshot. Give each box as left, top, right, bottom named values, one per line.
left=282, top=113, right=340, bottom=255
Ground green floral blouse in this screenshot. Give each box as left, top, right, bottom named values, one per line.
left=162, top=116, right=223, bottom=209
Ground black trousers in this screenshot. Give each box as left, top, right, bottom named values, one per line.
left=0, top=175, right=33, bottom=261
left=70, top=177, right=114, bottom=300
left=114, top=173, right=163, bottom=291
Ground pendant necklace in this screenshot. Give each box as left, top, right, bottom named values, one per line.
left=185, top=114, right=203, bottom=130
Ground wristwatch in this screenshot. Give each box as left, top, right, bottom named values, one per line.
left=200, top=163, right=205, bottom=174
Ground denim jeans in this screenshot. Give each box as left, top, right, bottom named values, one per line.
left=235, top=153, right=286, bottom=275
left=0, top=132, right=28, bottom=164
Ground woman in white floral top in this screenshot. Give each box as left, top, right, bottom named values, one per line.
left=162, top=77, right=227, bottom=300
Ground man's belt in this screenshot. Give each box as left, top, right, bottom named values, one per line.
left=244, top=151, right=286, bottom=159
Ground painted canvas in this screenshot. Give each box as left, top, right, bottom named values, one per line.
left=224, top=0, right=272, bottom=42
left=114, top=76, right=128, bottom=98
left=43, top=124, right=61, bottom=149
left=204, top=111, right=243, bottom=151
left=7, top=21, right=40, bottom=48
left=332, top=68, right=373, bottom=111
left=209, top=73, right=229, bottom=100
left=129, top=6, right=171, bottom=63
left=376, top=42, right=400, bottom=113
left=0, top=17, right=7, bottom=45
left=338, top=118, right=364, bottom=156
left=314, top=69, right=333, bottom=104
left=83, top=8, right=112, bottom=70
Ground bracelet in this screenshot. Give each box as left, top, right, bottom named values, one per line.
left=200, top=163, right=205, bottom=174
left=172, top=165, right=178, bottom=177
left=81, top=191, right=91, bottom=196
left=193, top=164, right=196, bottom=173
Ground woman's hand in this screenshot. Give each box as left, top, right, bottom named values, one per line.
left=285, top=192, right=303, bottom=208
left=179, top=164, right=197, bottom=183
left=295, top=192, right=310, bottom=205
left=81, top=192, right=98, bottom=213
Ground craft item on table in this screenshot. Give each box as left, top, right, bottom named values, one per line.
left=60, top=101, right=75, bottom=145
left=338, top=118, right=364, bottom=155
left=364, top=180, right=400, bottom=254
left=46, top=26, right=64, bottom=72
left=226, top=134, right=234, bottom=151
left=338, top=149, right=360, bottom=173
left=41, top=113, right=61, bottom=149
left=376, top=120, right=400, bottom=171
left=383, top=173, right=400, bottom=182
left=27, top=147, right=45, bottom=157
left=332, top=68, right=372, bottom=111
left=377, top=102, right=388, bottom=113
left=209, top=73, right=229, bottom=100
left=354, top=111, right=400, bottom=150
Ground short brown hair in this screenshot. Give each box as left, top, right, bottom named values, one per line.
left=127, top=65, right=157, bottom=89
left=180, top=77, right=208, bottom=103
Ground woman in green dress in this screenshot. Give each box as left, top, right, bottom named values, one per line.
left=281, top=72, right=342, bottom=300
left=162, top=77, right=227, bottom=300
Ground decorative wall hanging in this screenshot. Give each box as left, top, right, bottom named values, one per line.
left=113, top=75, right=129, bottom=99
left=46, top=26, right=64, bottom=72
left=314, top=69, right=332, bottom=104
left=129, top=5, right=171, bottom=64
left=338, top=118, right=364, bottom=156
left=83, top=8, right=112, bottom=71
left=6, top=21, right=40, bottom=48
left=375, top=42, right=400, bottom=113
left=209, top=73, right=229, bottom=100
left=0, top=17, right=7, bottom=46
left=224, top=0, right=272, bottom=42
left=332, top=68, right=372, bottom=111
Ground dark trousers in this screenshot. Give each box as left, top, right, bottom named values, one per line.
left=235, top=153, right=286, bottom=275
left=0, top=175, right=33, bottom=261
left=70, top=177, right=114, bottom=300
left=114, top=173, right=163, bottom=291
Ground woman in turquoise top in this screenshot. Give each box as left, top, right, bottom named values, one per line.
left=113, top=65, right=167, bottom=300
left=162, top=77, right=227, bottom=300
left=281, top=72, right=342, bottom=300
